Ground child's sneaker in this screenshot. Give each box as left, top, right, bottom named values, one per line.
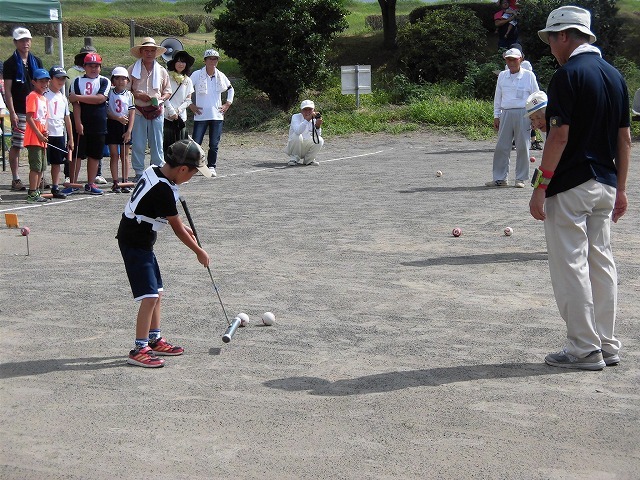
left=111, top=183, right=122, bottom=193
left=85, top=183, right=104, bottom=195
left=26, top=191, right=50, bottom=203
left=148, top=337, right=184, bottom=356
left=127, top=346, right=165, bottom=368
left=120, top=186, right=131, bottom=194
left=51, top=188, right=68, bottom=199
left=11, top=179, right=26, bottom=191
left=60, top=186, right=78, bottom=196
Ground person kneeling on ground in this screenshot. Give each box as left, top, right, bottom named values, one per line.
left=286, top=99, right=324, bottom=166
left=116, top=138, right=212, bottom=368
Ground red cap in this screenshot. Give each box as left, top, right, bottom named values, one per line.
left=83, top=53, right=102, bottom=65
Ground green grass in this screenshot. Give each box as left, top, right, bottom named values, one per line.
left=3, top=0, right=639, bottom=139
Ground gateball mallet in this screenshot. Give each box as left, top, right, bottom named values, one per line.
left=179, top=196, right=242, bottom=343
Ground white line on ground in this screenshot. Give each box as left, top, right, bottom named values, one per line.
left=0, top=149, right=389, bottom=213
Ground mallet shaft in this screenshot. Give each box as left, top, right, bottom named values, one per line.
left=222, top=317, right=242, bottom=343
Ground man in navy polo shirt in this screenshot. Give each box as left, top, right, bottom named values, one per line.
left=529, top=6, right=631, bottom=370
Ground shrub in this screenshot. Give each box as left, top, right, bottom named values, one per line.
left=462, top=55, right=504, bottom=101
left=178, top=14, right=204, bottom=33
left=214, top=0, right=348, bottom=110
left=517, top=0, right=623, bottom=64
left=397, top=6, right=487, bottom=83
left=203, top=15, right=216, bottom=33
left=409, top=2, right=498, bottom=33
left=66, top=18, right=129, bottom=37
left=132, top=17, right=188, bottom=37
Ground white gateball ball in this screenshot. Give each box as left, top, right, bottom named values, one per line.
left=436, top=170, right=443, bottom=177
left=504, top=227, right=513, bottom=236
left=262, top=311, right=275, bottom=326
left=237, top=312, right=250, bottom=327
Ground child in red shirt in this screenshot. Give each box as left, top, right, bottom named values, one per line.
left=24, top=68, right=51, bottom=203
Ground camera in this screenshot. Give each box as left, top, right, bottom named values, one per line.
left=314, top=112, right=322, bottom=119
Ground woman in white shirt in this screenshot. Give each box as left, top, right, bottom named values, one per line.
left=163, top=50, right=195, bottom=152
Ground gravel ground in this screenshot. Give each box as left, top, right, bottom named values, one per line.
left=1, top=130, right=639, bottom=479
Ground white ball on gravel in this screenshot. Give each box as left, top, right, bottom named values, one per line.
left=262, top=312, right=275, bottom=326
left=238, top=312, right=250, bottom=327
left=436, top=170, right=443, bottom=177
left=504, top=227, right=513, bottom=236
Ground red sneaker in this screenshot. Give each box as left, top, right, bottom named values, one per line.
left=127, top=346, right=165, bottom=368
left=149, top=337, right=184, bottom=356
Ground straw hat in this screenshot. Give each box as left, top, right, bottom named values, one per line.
left=130, top=37, right=167, bottom=59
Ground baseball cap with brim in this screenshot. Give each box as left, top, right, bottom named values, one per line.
left=524, top=91, right=548, bottom=118
left=13, top=27, right=32, bottom=41
left=84, top=53, right=102, bottom=65
left=33, top=68, right=50, bottom=80
left=203, top=49, right=220, bottom=59
left=166, top=138, right=212, bottom=178
left=111, top=66, right=130, bottom=79
left=49, top=66, right=69, bottom=78
left=538, top=6, right=596, bottom=45
left=300, top=100, right=315, bottom=110
left=503, top=48, right=522, bottom=59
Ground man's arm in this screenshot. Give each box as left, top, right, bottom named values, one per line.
left=612, top=126, right=631, bottom=223
left=4, top=79, right=18, bottom=127
left=529, top=123, right=569, bottom=221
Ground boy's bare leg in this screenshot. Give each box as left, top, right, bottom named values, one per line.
left=51, top=164, right=61, bottom=187
left=135, top=297, right=160, bottom=340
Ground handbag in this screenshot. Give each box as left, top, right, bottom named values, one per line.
left=137, top=105, right=163, bottom=120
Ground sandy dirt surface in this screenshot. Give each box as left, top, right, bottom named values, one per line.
left=1, top=131, right=639, bottom=479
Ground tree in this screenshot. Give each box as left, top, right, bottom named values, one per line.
left=204, top=0, right=348, bottom=110
left=378, top=0, right=398, bottom=49
left=397, top=6, right=487, bottom=84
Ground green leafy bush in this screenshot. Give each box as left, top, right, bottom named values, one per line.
left=397, top=6, right=487, bottom=83
left=132, top=17, right=188, bottom=37
left=203, top=15, right=216, bottom=33
left=66, top=18, right=129, bottom=37
left=178, top=15, right=204, bottom=33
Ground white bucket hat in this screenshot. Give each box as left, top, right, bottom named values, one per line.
left=524, top=91, right=548, bottom=118
left=538, top=6, right=596, bottom=45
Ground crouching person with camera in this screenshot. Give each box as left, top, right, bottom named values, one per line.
left=286, top=99, right=323, bottom=166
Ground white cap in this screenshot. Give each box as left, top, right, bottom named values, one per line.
left=300, top=100, right=315, bottom=110
left=503, top=48, right=522, bottom=59
left=13, top=27, right=32, bottom=41
left=524, top=91, right=548, bottom=118
left=204, top=49, right=220, bottom=59
left=111, top=66, right=129, bottom=79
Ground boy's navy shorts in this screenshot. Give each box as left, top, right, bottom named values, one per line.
left=47, top=136, right=67, bottom=165
left=79, top=133, right=105, bottom=160
left=119, top=242, right=164, bottom=301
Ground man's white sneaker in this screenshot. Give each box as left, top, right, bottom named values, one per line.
left=545, top=348, right=605, bottom=370
left=95, top=175, right=108, bottom=185
left=208, top=167, right=217, bottom=177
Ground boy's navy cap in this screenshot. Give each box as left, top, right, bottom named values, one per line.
left=33, top=68, right=51, bottom=80
left=49, top=66, right=69, bottom=78
left=166, top=138, right=212, bottom=177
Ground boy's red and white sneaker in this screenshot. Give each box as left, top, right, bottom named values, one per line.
left=148, top=337, right=184, bottom=356
left=127, top=346, right=165, bottom=368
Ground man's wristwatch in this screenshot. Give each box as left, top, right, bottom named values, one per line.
left=531, top=167, right=554, bottom=190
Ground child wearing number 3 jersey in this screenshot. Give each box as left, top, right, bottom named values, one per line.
left=107, top=67, right=135, bottom=193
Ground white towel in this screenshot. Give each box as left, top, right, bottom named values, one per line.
left=196, top=67, right=209, bottom=95
left=131, top=59, right=162, bottom=90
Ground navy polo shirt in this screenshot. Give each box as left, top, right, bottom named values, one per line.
left=545, top=52, right=629, bottom=197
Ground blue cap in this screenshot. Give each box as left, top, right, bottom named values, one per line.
left=33, top=68, right=51, bottom=80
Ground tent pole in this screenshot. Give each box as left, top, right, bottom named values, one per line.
left=57, top=22, right=64, bottom=68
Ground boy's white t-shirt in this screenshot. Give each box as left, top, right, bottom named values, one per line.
left=44, top=89, right=69, bottom=137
